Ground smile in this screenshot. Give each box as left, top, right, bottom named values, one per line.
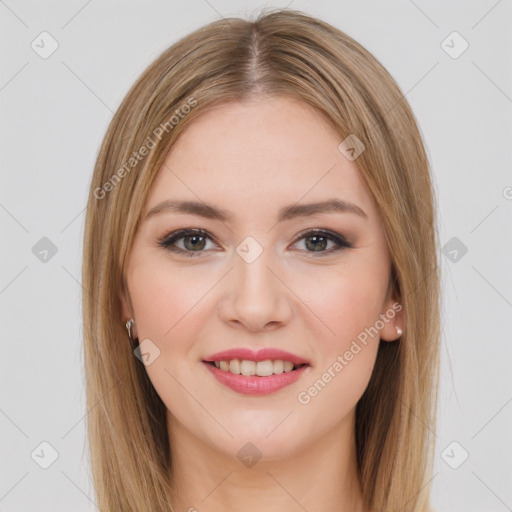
left=203, top=360, right=310, bottom=395
left=209, top=359, right=305, bottom=376
left=202, top=347, right=311, bottom=395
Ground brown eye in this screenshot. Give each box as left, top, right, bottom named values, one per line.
left=159, top=229, right=215, bottom=257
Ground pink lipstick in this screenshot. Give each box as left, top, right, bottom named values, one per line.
left=202, top=347, right=310, bottom=396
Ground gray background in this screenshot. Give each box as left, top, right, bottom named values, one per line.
left=1, top=1, right=511, bottom=511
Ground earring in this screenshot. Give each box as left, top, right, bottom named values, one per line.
left=125, top=318, right=136, bottom=344
left=396, top=325, right=403, bottom=337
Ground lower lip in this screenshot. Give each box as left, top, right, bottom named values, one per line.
left=203, top=362, right=310, bottom=395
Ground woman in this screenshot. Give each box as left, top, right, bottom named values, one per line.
left=82, top=8, right=441, bottom=511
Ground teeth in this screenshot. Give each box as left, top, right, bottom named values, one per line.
left=240, top=360, right=256, bottom=376
left=273, top=360, right=284, bottom=374
left=212, top=359, right=301, bottom=376
left=256, top=360, right=274, bottom=376
left=229, top=359, right=240, bottom=374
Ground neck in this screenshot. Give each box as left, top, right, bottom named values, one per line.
left=167, top=409, right=365, bottom=512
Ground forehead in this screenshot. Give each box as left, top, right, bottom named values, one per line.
left=145, top=96, right=377, bottom=223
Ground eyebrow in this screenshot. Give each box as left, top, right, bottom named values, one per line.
left=144, top=198, right=368, bottom=223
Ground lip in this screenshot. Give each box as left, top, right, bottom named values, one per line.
left=203, top=361, right=310, bottom=395
left=203, top=347, right=309, bottom=365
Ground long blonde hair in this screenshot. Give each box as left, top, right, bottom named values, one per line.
left=82, top=8, right=441, bottom=511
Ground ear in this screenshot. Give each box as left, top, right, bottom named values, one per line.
left=119, top=277, right=138, bottom=339
left=379, top=293, right=404, bottom=343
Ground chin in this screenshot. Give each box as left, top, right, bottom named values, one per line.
left=210, top=423, right=307, bottom=463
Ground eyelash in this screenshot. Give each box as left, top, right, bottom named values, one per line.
left=157, top=228, right=353, bottom=257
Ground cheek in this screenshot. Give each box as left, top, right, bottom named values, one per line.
left=128, top=259, right=209, bottom=342
left=127, top=261, right=209, bottom=412
left=294, top=269, right=384, bottom=407
left=127, top=258, right=222, bottom=395
left=303, top=267, right=385, bottom=352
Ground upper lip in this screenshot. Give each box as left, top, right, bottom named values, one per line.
left=203, top=348, right=310, bottom=365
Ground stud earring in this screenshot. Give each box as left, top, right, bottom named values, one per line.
left=396, top=325, right=403, bottom=337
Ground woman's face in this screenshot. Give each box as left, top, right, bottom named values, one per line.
left=121, top=96, right=402, bottom=461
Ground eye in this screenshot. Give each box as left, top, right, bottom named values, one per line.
left=291, top=229, right=353, bottom=255
left=158, top=228, right=353, bottom=257
left=158, top=229, right=217, bottom=257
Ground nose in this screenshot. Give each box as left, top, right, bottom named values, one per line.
left=218, top=246, right=293, bottom=333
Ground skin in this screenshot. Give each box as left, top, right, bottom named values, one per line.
left=121, top=95, right=403, bottom=512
